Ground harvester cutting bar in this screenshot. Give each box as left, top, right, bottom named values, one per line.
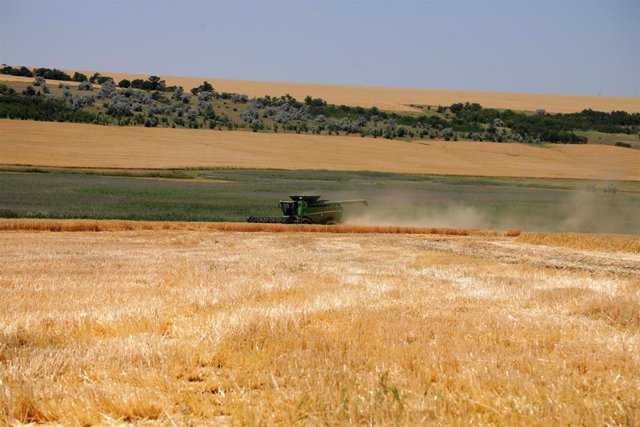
left=247, top=216, right=294, bottom=224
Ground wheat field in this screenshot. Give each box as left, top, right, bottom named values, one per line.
left=1, top=222, right=638, bottom=425
left=2, top=120, right=639, bottom=180
left=3, top=73, right=640, bottom=113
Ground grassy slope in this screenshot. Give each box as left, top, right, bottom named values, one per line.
left=1, top=168, right=638, bottom=234
left=5, top=78, right=640, bottom=149
left=576, top=130, right=640, bottom=149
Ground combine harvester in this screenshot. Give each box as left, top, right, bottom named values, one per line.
left=247, top=195, right=367, bottom=225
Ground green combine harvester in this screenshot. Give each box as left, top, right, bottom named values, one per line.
left=247, top=195, right=368, bottom=225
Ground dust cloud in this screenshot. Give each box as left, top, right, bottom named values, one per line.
left=337, top=186, right=637, bottom=234
left=343, top=201, right=488, bottom=229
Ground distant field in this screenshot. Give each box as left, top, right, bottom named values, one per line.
left=1, top=226, right=638, bottom=424
left=3, top=73, right=640, bottom=113
left=1, top=168, right=638, bottom=233
left=2, top=120, right=638, bottom=180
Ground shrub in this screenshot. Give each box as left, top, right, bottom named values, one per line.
left=78, top=81, right=92, bottom=91
left=187, top=107, right=200, bottom=120
left=231, top=93, right=248, bottom=103
left=441, top=127, right=454, bottom=141
left=97, top=79, right=116, bottom=98
left=118, top=79, right=131, bottom=88
left=105, top=96, right=132, bottom=116
left=614, top=141, right=632, bottom=148
left=0, top=83, right=16, bottom=95
left=135, top=92, right=151, bottom=104
left=23, top=86, right=36, bottom=96
left=197, top=91, right=216, bottom=102
left=241, top=106, right=259, bottom=123
left=144, top=116, right=159, bottom=127
left=172, top=87, right=184, bottom=100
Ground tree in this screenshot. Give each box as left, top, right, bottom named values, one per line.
left=147, top=75, right=166, bottom=91
left=33, top=68, right=71, bottom=81
left=89, top=73, right=113, bottom=84
left=191, top=81, right=214, bottom=95
left=0, top=66, right=34, bottom=77
left=72, top=72, right=88, bottom=82
left=304, top=96, right=327, bottom=107
left=118, top=79, right=131, bottom=88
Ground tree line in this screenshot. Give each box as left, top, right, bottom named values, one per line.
left=1, top=65, right=639, bottom=145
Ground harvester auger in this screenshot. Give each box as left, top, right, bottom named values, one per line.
left=247, top=195, right=368, bottom=225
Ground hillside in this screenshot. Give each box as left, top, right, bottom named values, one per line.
left=2, top=119, right=638, bottom=180
left=2, top=70, right=640, bottom=147
left=2, top=71, right=640, bottom=114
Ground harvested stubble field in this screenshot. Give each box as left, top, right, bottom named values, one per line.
left=3, top=73, right=640, bottom=113
left=1, top=221, right=639, bottom=425
left=2, top=120, right=639, bottom=181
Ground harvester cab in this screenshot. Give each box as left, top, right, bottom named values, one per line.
left=248, top=195, right=367, bottom=225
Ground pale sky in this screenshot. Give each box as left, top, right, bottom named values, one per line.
left=1, top=0, right=638, bottom=97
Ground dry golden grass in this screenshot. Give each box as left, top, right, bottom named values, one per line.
left=2, top=120, right=639, bottom=180
left=0, top=218, right=518, bottom=237
left=1, top=228, right=639, bottom=425
left=3, top=73, right=640, bottom=113
left=517, top=232, right=640, bottom=254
